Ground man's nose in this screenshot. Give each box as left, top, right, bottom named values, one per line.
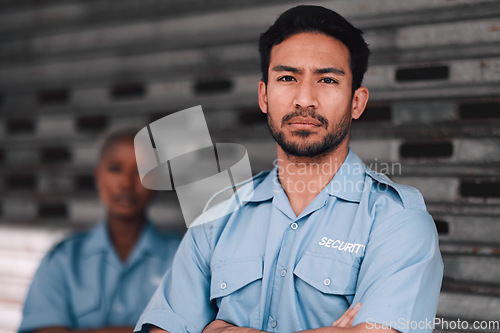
left=293, top=80, right=318, bottom=109
left=120, top=172, right=135, bottom=189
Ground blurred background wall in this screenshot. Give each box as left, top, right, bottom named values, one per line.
left=0, top=0, right=499, bottom=332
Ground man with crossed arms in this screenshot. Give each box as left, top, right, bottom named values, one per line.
left=135, top=5, right=443, bottom=333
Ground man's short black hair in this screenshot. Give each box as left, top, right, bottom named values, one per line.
left=259, top=5, right=370, bottom=95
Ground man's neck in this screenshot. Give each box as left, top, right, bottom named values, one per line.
left=107, top=213, right=147, bottom=262
left=276, top=142, right=349, bottom=217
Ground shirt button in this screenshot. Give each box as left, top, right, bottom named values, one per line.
left=290, top=222, right=298, bottom=230
left=270, top=320, right=278, bottom=328
left=220, top=282, right=227, bottom=290
left=323, top=278, right=331, bottom=286
left=280, top=269, right=287, bottom=277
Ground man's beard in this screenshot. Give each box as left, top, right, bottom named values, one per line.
left=267, top=105, right=352, bottom=158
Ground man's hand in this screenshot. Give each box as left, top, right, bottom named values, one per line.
left=331, top=303, right=361, bottom=328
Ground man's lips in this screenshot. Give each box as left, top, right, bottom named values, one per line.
left=287, top=116, right=323, bottom=128
left=114, top=194, right=138, bottom=205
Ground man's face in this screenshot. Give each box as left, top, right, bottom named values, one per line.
left=259, top=32, right=363, bottom=158
left=95, top=138, right=154, bottom=220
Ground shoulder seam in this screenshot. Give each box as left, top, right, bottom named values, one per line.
left=365, top=168, right=426, bottom=210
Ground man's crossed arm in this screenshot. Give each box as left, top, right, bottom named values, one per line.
left=149, top=304, right=399, bottom=333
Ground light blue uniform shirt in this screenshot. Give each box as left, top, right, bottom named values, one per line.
left=19, top=221, right=182, bottom=332
left=136, top=150, right=443, bottom=333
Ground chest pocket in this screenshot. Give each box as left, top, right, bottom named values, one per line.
left=210, top=257, right=263, bottom=299
left=210, top=257, right=262, bottom=327
left=72, top=288, right=103, bottom=327
left=294, top=253, right=359, bottom=295
left=292, top=253, right=360, bottom=328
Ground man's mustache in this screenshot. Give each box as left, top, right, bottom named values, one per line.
left=281, top=107, right=329, bottom=128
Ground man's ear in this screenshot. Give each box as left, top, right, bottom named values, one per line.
left=351, top=86, right=369, bottom=120
left=258, top=80, right=268, bottom=114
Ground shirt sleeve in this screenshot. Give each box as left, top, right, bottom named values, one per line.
left=135, top=225, right=217, bottom=333
left=18, top=250, right=73, bottom=333
left=352, top=209, right=444, bottom=333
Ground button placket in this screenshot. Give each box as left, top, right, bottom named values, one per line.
left=113, top=302, right=123, bottom=313
left=109, top=269, right=126, bottom=317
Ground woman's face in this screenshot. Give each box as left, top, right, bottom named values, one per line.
left=95, top=138, right=154, bottom=220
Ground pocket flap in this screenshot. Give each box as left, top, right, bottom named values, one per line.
left=294, top=254, right=358, bottom=295
left=73, top=288, right=101, bottom=317
left=210, top=257, right=263, bottom=300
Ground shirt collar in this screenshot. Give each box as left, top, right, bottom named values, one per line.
left=82, top=219, right=163, bottom=259
left=324, top=149, right=366, bottom=203
left=81, top=222, right=111, bottom=258
left=248, top=149, right=366, bottom=204
left=131, top=221, right=165, bottom=258
left=246, top=169, right=278, bottom=202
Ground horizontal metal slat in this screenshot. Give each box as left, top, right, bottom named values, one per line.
left=443, top=255, right=500, bottom=284
left=438, top=291, right=500, bottom=322
left=1, top=1, right=500, bottom=65
left=0, top=226, right=68, bottom=252
left=0, top=301, right=22, bottom=333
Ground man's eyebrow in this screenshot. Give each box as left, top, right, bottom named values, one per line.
left=271, top=65, right=345, bottom=76
left=315, top=67, right=345, bottom=75
left=272, top=65, right=302, bottom=73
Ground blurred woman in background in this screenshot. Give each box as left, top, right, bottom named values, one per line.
left=19, top=128, right=182, bottom=333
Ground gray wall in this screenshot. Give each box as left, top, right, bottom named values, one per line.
left=1, top=0, right=500, bottom=332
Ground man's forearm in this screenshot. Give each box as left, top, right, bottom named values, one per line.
left=36, top=327, right=134, bottom=333
left=202, top=320, right=264, bottom=333
left=203, top=321, right=398, bottom=333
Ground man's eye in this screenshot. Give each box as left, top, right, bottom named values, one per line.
left=320, top=78, right=338, bottom=84
left=278, top=76, right=296, bottom=82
